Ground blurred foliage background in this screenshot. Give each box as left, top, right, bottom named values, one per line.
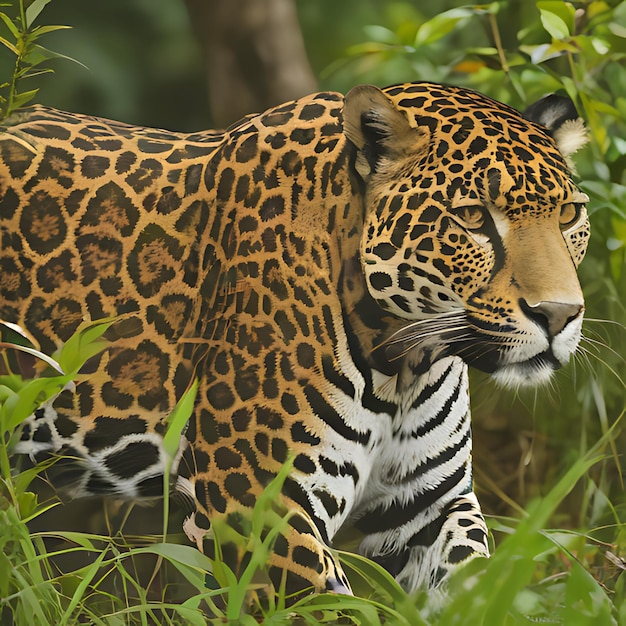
left=0, top=0, right=625, bottom=621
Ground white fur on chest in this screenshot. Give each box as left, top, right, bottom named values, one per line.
left=354, top=357, right=470, bottom=512
left=295, top=322, right=471, bottom=540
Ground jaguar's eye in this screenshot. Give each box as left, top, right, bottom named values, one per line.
left=453, top=205, right=485, bottom=231
left=560, top=203, right=584, bottom=231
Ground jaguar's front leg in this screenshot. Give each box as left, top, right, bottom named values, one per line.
left=183, top=500, right=352, bottom=598
left=179, top=442, right=353, bottom=600
left=354, top=357, right=489, bottom=595
left=268, top=507, right=353, bottom=596
left=358, top=488, right=488, bottom=592
left=395, top=492, right=489, bottom=591
left=359, top=489, right=488, bottom=599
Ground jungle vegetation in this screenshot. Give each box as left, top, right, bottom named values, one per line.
left=0, top=0, right=625, bottom=623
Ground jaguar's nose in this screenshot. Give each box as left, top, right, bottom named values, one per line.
left=519, top=299, right=584, bottom=337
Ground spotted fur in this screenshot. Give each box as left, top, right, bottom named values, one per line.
left=1, top=82, right=589, bottom=598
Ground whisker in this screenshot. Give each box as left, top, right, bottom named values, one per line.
left=583, top=317, right=626, bottom=332
left=464, top=325, right=519, bottom=339
left=572, top=347, right=591, bottom=372
left=379, top=311, right=471, bottom=361
left=577, top=344, right=625, bottom=387
left=581, top=335, right=626, bottom=365
left=381, top=312, right=466, bottom=338
left=575, top=349, right=597, bottom=382
left=543, top=370, right=558, bottom=399
left=582, top=325, right=617, bottom=349
left=385, top=324, right=470, bottom=346
left=448, top=337, right=495, bottom=364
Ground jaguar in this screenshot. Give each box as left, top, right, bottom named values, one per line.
left=1, top=81, right=589, bottom=598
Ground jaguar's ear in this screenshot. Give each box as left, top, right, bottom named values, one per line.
left=343, top=84, right=423, bottom=179
left=523, top=94, right=589, bottom=164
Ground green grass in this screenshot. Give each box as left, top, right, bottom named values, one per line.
left=2, top=421, right=623, bottom=624
left=0, top=317, right=623, bottom=623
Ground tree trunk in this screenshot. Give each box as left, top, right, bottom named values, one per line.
left=186, top=0, right=317, bottom=127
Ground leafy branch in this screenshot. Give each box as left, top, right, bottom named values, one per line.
left=0, top=0, right=77, bottom=120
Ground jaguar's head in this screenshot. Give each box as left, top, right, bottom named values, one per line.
left=343, top=82, right=590, bottom=387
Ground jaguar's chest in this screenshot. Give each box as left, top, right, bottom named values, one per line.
left=295, top=323, right=472, bottom=538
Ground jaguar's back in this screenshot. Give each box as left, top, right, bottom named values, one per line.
left=1, top=106, right=227, bottom=494
left=1, top=83, right=589, bottom=599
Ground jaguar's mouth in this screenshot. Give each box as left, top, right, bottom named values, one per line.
left=490, top=349, right=563, bottom=388
left=379, top=313, right=574, bottom=390
left=449, top=335, right=564, bottom=388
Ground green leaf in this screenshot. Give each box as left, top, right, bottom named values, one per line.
left=0, top=341, right=64, bottom=373
left=15, top=490, right=37, bottom=517
left=19, top=68, right=54, bottom=81
left=0, top=384, right=16, bottom=403
left=521, top=40, right=577, bottom=64
left=10, top=88, right=39, bottom=110
left=561, top=558, right=614, bottom=624
left=56, top=317, right=117, bottom=375
left=415, top=7, right=479, bottom=46
left=31, top=24, right=71, bottom=36
left=133, top=542, right=214, bottom=573
left=345, top=41, right=393, bottom=56
left=0, top=11, right=20, bottom=38
left=1, top=375, right=70, bottom=431
left=362, top=24, right=399, bottom=45
left=42, top=530, right=102, bottom=550
left=0, top=374, right=25, bottom=393
left=24, top=42, right=86, bottom=70
left=337, top=551, right=427, bottom=625
left=0, top=35, right=18, bottom=54
left=440, top=452, right=599, bottom=623
left=11, top=458, right=58, bottom=498
left=59, top=548, right=108, bottom=623
left=25, top=0, right=53, bottom=28
left=162, top=378, right=198, bottom=461
left=537, top=1, right=576, bottom=40
left=540, top=11, right=570, bottom=39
